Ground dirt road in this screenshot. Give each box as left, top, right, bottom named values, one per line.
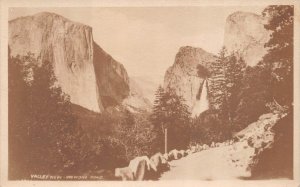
left=159, top=145, right=251, bottom=180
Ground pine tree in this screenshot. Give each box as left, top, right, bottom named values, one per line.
left=8, top=50, right=33, bottom=179
left=164, top=89, right=191, bottom=150
left=203, top=48, right=247, bottom=134
left=9, top=54, right=82, bottom=178
left=246, top=6, right=294, bottom=178
left=150, top=86, right=191, bottom=151
left=208, top=47, right=227, bottom=111
left=150, top=85, right=167, bottom=151
left=28, top=59, right=80, bottom=174
left=224, top=53, right=246, bottom=125
left=261, top=5, right=293, bottom=106
left=151, top=85, right=167, bottom=132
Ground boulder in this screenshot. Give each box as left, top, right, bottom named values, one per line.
left=150, top=152, right=169, bottom=172
left=185, top=149, right=193, bottom=155
left=163, top=153, right=169, bottom=161
left=202, top=144, right=209, bottom=150
left=195, top=144, right=202, bottom=152
left=115, top=167, right=134, bottom=181
left=224, top=141, right=229, bottom=146
left=179, top=150, right=187, bottom=157
left=190, top=146, right=196, bottom=153
left=211, top=142, right=216, bottom=148
left=168, top=149, right=181, bottom=160
left=150, top=153, right=163, bottom=168
left=128, top=156, right=157, bottom=180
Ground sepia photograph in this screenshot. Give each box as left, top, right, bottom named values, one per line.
left=0, top=0, right=299, bottom=186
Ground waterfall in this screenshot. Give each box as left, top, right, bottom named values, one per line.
left=192, top=79, right=209, bottom=117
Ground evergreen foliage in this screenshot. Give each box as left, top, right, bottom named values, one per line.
left=9, top=52, right=82, bottom=178
left=150, top=86, right=191, bottom=152
left=261, top=5, right=293, bottom=106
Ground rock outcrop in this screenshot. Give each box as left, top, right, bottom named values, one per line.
left=249, top=112, right=293, bottom=179
left=164, top=46, right=216, bottom=110
left=224, top=11, right=270, bottom=66
left=227, top=112, right=289, bottom=178
left=9, top=12, right=130, bottom=112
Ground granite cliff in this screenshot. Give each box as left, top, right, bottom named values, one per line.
left=9, top=12, right=135, bottom=112
left=164, top=46, right=216, bottom=112
left=224, top=11, right=270, bottom=66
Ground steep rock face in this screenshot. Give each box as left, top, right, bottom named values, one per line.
left=164, top=46, right=216, bottom=109
left=93, top=43, right=129, bottom=108
left=9, top=12, right=130, bottom=112
left=224, top=11, right=270, bottom=66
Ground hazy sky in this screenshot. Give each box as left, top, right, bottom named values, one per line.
left=9, top=7, right=265, bottom=84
